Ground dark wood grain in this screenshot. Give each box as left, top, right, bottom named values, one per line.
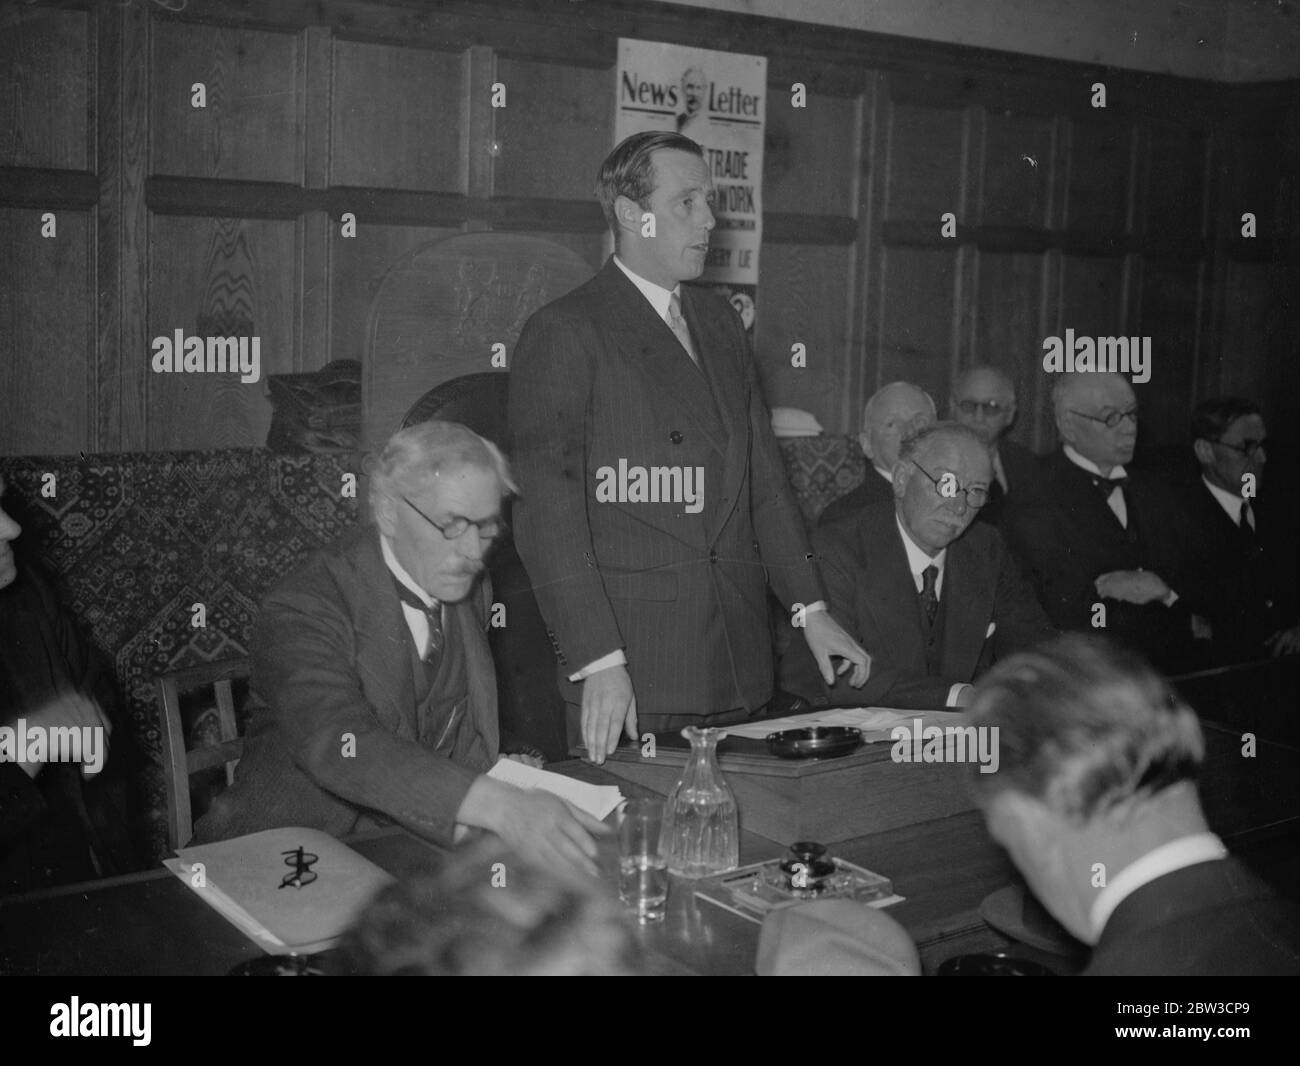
left=0, top=6, right=89, bottom=170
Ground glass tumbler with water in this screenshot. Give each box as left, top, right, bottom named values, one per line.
left=618, top=797, right=669, bottom=922
left=660, top=726, right=739, bottom=877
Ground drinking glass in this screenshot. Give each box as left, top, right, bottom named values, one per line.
left=618, top=798, right=669, bottom=923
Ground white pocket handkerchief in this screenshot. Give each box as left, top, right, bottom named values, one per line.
left=985, top=621, right=997, bottom=638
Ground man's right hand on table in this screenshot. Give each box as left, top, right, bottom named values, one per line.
left=459, top=777, right=610, bottom=879
left=581, top=664, right=638, bottom=766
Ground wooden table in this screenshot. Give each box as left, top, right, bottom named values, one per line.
left=2, top=720, right=1297, bottom=976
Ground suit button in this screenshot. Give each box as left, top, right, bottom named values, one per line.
left=709, top=550, right=718, bottom=563
left=1265, top=599, right=1274, bottom=609
left=670, top=430, right=683, bottom=444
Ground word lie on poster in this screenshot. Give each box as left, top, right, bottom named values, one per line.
left=615, top=39, right=766, bottom=333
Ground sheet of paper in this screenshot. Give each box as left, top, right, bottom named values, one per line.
left=719, top=707, right=957, bottom=741
left=164, top=827, right=394, bottom=955
left=488, top=758, right=625, bottom=821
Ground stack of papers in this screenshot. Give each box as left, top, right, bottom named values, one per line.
left=488, top=758, right=625, bottom=820
left=720, top=707, right=947, bottom=742
left=163, top=827, right=394, bottom=955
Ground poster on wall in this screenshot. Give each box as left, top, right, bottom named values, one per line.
left=615, top=39, right=766, bottom=336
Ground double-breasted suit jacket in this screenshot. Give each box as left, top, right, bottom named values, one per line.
left=509, top=258, right=822, bottom=720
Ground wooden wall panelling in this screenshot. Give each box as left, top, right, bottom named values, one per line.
left=971, top=250, right=1049, bottom=446
left=883, top=98, right=965, bottom=224
left=329, top=223, right=459, bottom=367
left=299, top=25, right=333, bottom=371
left=754, top=242, right=854, bottom=431
left=764, top=88, right=857, bottom=218
left=151, top=21, right=301, bottom=183
left=0, top=5, right=89, bottom=170
left=493, top=56, right=612, bottom=202
left=1065, top=115, right=1135, bottom=236
left=845, top=75, right=886, bottom=435
left=877, top=246, right=959, bottom=404
left=1135, top=257, right=1205, bottom=445
left=147, top=216, right=297, bottom=449
left=330, top=39, right=465, bottom=191
left=978, top=107, right=1054, bottom=230
left=0, top=208, right=92, bottom=454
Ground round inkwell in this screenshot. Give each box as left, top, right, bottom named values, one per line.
left=777, top=841, right=837, bottom=896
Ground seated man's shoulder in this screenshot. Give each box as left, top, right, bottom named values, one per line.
left=814, top=501, right=890, bottom=562
left=264, top=527, right=375, bottom=606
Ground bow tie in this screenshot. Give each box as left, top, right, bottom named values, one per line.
left=1089, top=474, right=1127, bottom=496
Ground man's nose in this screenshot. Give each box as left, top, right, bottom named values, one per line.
left=0, top=508, right=21, bottom=540
left=457, top=528, right=486, bottom=562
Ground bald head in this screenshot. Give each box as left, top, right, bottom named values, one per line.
left=894, top=423, right=993, bottom=554
left=1052, top=373, right=1138, bottom=472
left=859, top=382, right=936, bottom=472
left=951, top=366, right=1017, bottom=446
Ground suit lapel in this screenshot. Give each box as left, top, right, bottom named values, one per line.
left=353, top=530, right=418, bottom=734
left=447, top=595, right=499, bottom=756
left=859, top=511, right=927, bottom=669
left=941, top=537, right=993, bottom=678
left=599, top=261, right=728, bottom=457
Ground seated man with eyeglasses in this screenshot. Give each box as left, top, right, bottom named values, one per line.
left=785, top=423, right=1054, bottom=708
left=194, top=422, right=609, bottom=878
left=1176, top=398, right=1300, bottom=665
left=949, top=365, right=1044, bottom=525
left=1003, top=372, right=1204, bottom=673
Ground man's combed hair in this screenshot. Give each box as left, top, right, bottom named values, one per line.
left=896, top=421, right=982, bottom=465
left=966, top=634, right=1205, bottom=822
left=595, top=130, right=704, bottom=232
left=1190, top=396, right=1262, bottom=444
left=338, top=839, right=641, bottom=976
left=367, top=420, right=517, bottom=507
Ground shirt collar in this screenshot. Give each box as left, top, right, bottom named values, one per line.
left=872, top=464, right=893, bottom=484
left=613, top=255, right=678, bottom=319
left=1064, top=443, right=1127, bottom=480
left=1090, top=832, right=1228, bottom=939
left=894, top=511, right=946, bottom=578
left=1202, top=475, right=1246, bottom=522
left=380, top=533, right=437, bottom=609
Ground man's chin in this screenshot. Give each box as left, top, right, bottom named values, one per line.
left=0, top=561, right=16, bottom=590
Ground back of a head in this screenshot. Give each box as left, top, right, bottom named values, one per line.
left=339, top=839, right=642, bottom=976
left=965, top=634, right=1204, bottom=823
left=367, top=419, right=516, bottom=510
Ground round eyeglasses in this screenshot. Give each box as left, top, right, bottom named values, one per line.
left=911, top=459, right=989, bottom=509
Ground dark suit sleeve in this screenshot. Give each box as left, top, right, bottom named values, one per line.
left=1002, top=500, right=1091, bottom=629
left=508, top=309, right=624, bottom=672
left=990, top=534, right=1057, bottom=658
left=734, top=312, right=823, bottom=609
left=251, top=579, right=482, bottom=846
left=811, top=525, right=953, bottom=710
left=0, top=761, right=46, bottom=846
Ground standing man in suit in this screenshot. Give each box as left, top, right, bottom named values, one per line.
left=968, top=634, right=1300, bottom=975
left=949, top=365, right=1041, bottom=523
left=1002, top=373, right=1200, bottom=673
left=1180, top=397, right=1300, bottom=664
left=817, top=381, right=935, bottom=527
left=788, top=424, right=1054, bottom=708
left=509, top=131, right=869, bottom=763
left=194, top=422, right=609, bottom=877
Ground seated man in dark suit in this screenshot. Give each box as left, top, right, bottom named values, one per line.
left=194, top=422, right=608, bottom=877
left=1003, top=372, right=1201, bottom=674
left=1179, top=397, right=1300, bottom=664
left=0, top=474, right=136, bottom=894
left=788, top=423, right=1054, bottom=708
left=817, top=381, right=934, bottom=527
left=968, top=634, right=1300, bottom=975
left=949, top=365, right=1042, bottom=524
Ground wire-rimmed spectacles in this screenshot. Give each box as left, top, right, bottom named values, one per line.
left=1068, top=406, right=1138, bottom=429
left=911, top=460, right=989, bottom=509
left=1212, top=437, right=1267, bottom=458
left=401, top=495, right=505, bottom=542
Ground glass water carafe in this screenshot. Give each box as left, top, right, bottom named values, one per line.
left=660, top=726, right=739, bottom=877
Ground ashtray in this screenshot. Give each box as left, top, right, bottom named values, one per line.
left=765, top=725, right=863, bottom=759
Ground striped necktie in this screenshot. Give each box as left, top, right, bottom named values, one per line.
left=392, top=578, right=444, bottom=661
left=666, top=291, right=699, bottom=366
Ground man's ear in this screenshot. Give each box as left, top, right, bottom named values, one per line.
left=614, top=195, right=642, bottom=238
left=1192, top=438, right=1215, bottom=466
left=858, top=430, right=874, bottom=461
left=373, top=492, right=397, bottom=538
left=892, top=462, right=909, bottom=499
